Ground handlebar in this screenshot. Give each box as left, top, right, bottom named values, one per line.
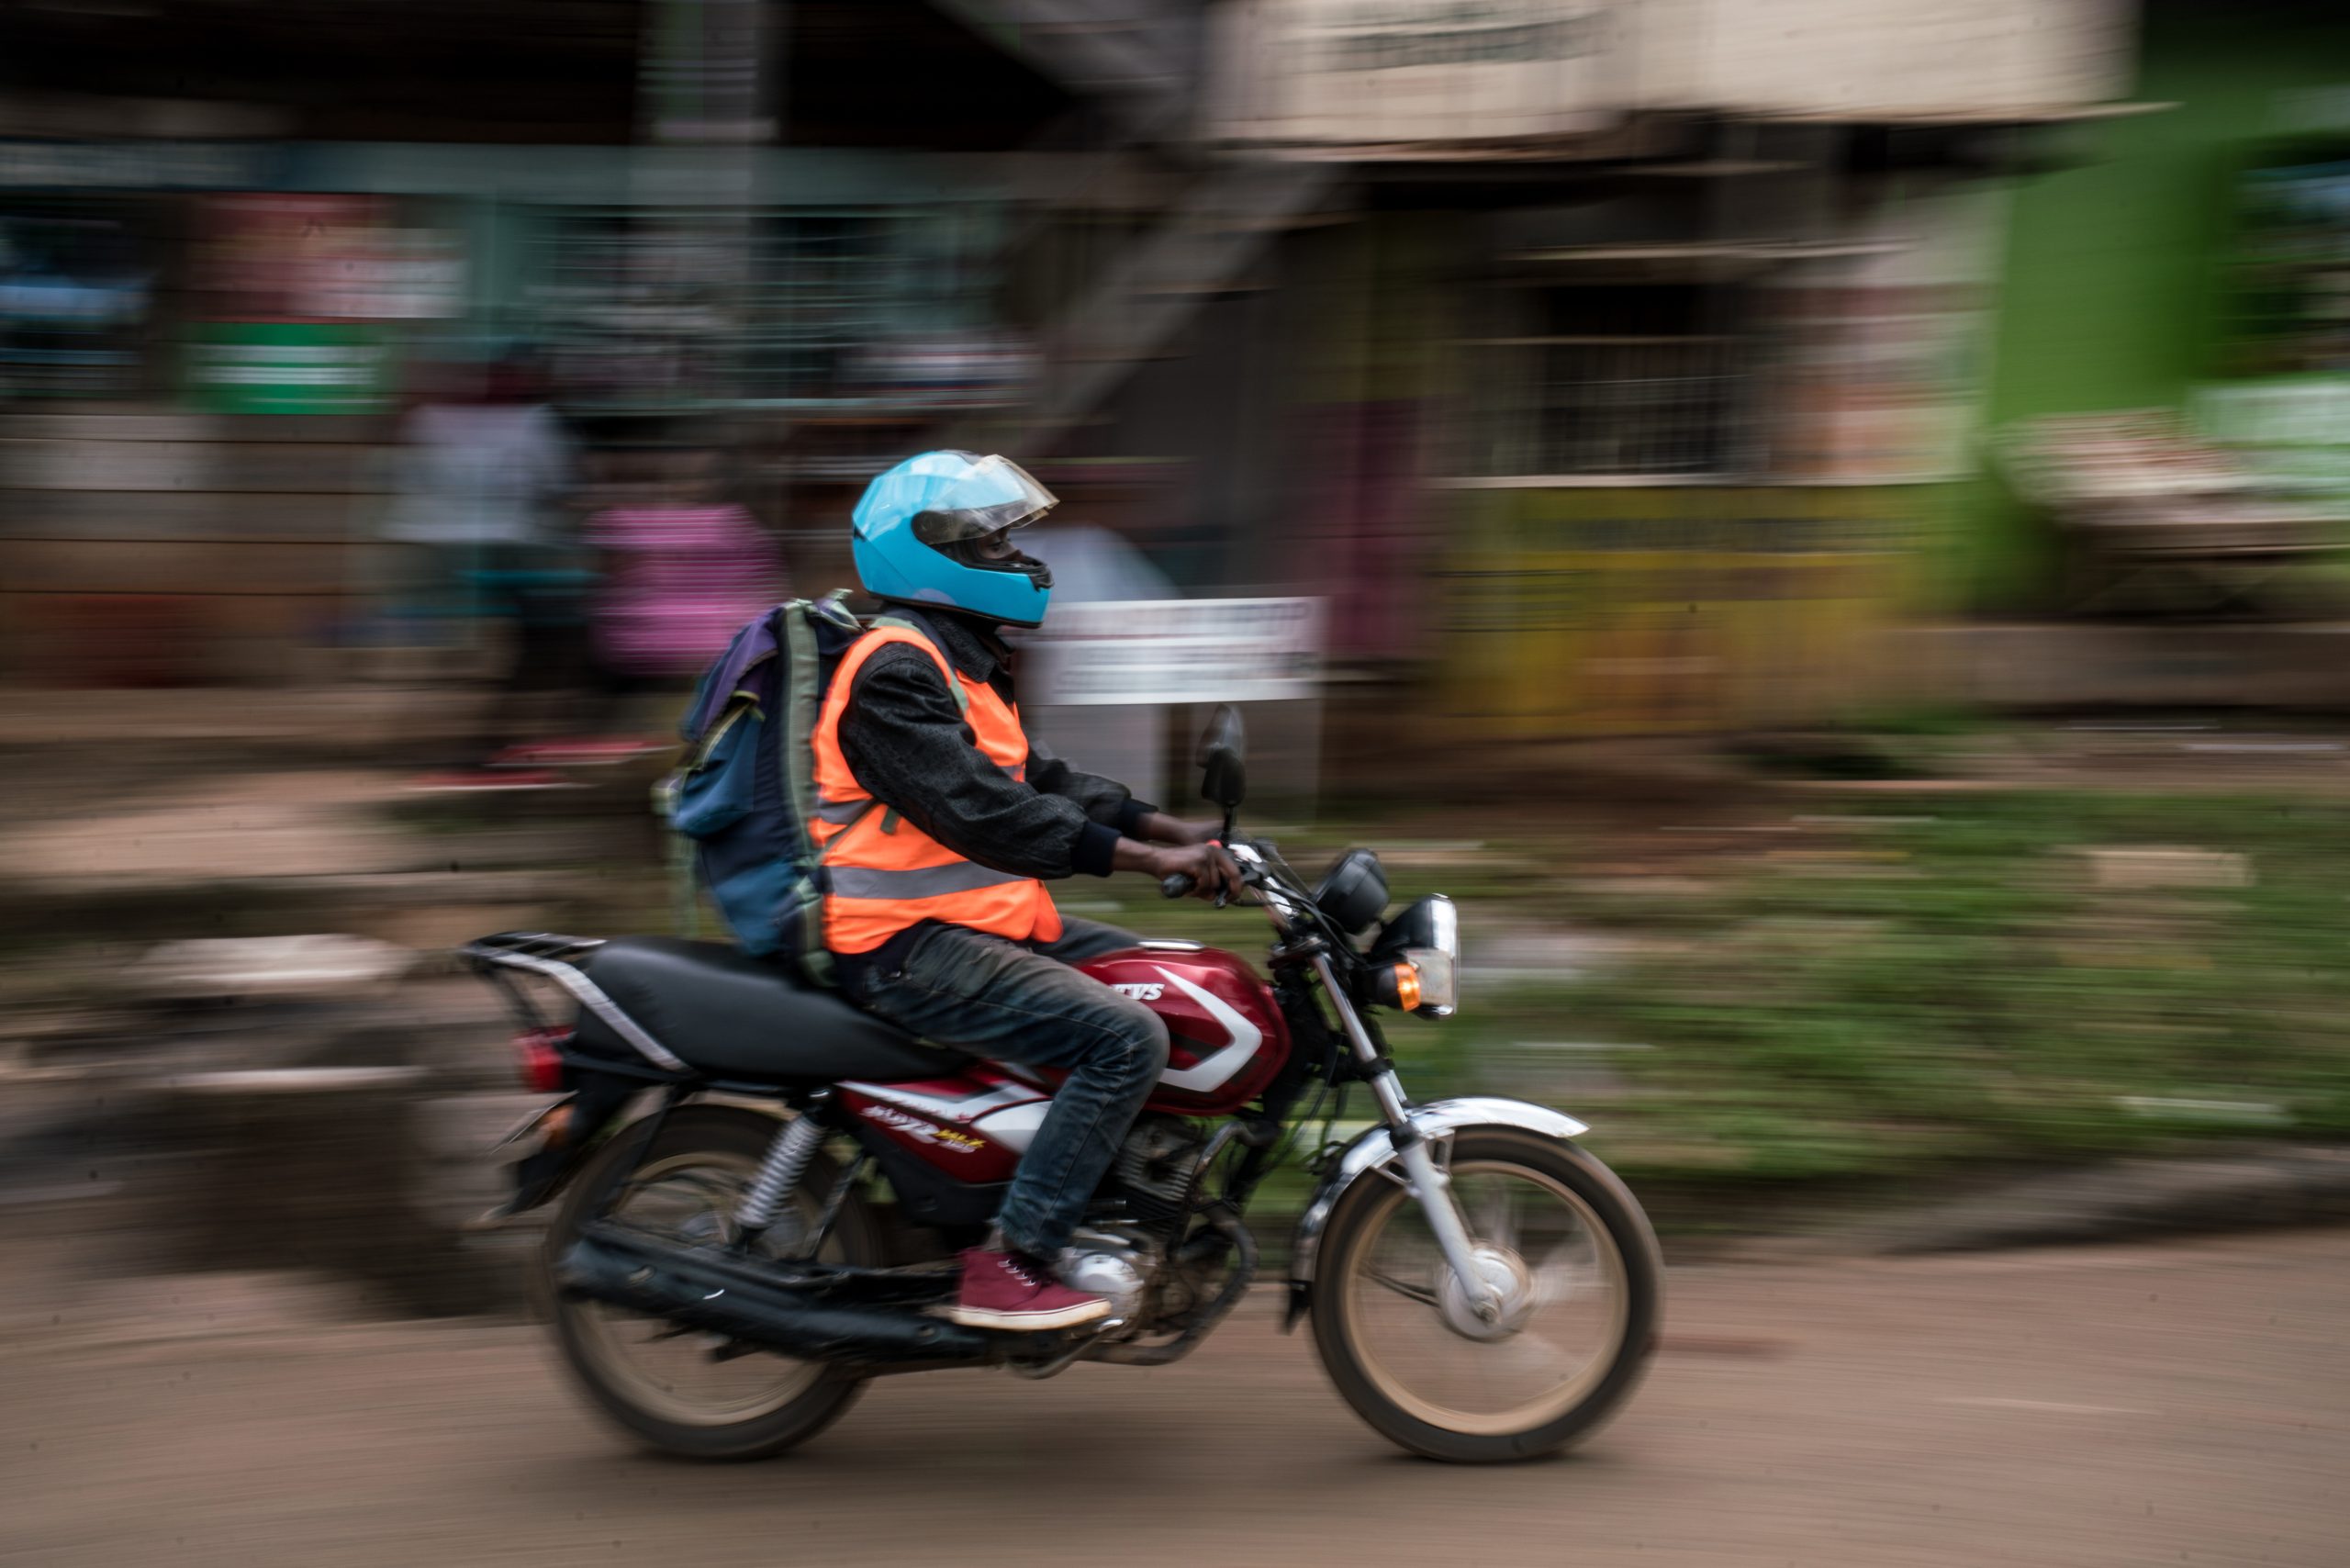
left=1154, top=837, right=1316, bottom=936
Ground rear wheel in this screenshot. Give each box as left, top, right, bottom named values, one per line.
left=541, top=1104, right=877, bottom=1461
left=1310, top=1130, right=1662, bottom=1462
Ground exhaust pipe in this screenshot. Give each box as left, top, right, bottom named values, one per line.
left=554, top=1231, right=999, bottom=1367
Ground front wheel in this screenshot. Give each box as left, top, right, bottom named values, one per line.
left=1310, top=1130, right=1662, bottom=1462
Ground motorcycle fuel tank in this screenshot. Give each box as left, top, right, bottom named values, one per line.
left=836, top=945, right=1291, bottom=1180
left=1078, top=944, right=1290, bottom=1117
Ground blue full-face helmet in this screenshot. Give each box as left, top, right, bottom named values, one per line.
left=851, top=451, right=1058, bottom=627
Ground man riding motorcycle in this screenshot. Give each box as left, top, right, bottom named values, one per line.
left=820, top=450, right=1242, bottom=1331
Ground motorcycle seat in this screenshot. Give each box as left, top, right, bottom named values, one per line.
left=572, top=936, right=969, bottom=1083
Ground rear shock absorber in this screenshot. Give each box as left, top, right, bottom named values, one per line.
left=735, top=1093, right=829, bottom=1239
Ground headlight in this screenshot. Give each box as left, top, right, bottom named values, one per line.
left=1370, top=893, right=1460, bottom=1017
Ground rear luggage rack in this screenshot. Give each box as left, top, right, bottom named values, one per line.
left=460, top=931, right=691, bottom=1075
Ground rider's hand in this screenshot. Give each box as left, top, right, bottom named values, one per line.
left=1136, top=812, right=1223, bottom=847
left=1153, top=841, right=1245, bottom=902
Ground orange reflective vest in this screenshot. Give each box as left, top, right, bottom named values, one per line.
left=809, top=623, right=1063, bottom=956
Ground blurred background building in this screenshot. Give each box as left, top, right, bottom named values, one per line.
left=22, top=0, right=2348, bottom=766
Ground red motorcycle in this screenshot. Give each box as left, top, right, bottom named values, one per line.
left=464, top=709, right=1661, bottom=1462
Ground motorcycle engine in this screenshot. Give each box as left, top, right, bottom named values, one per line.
left=1061, top=1225, right=1155, bottom=1327
left=1057, top=1118, right=1213, bottom=1333
left=1113, top=1115, right=1206, bottom=1233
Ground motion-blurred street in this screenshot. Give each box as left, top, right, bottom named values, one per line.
left=9, top=0, right=2350, bottom=1561
left=8, top=1229, right=2344, bottom=1568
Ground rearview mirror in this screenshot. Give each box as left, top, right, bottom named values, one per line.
left=1196, top=704, right=1247, bottom=812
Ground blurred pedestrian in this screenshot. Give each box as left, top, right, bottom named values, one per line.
left=382, top=347, right=586, bottom=790
left=507, top=442, right=782, bottom=763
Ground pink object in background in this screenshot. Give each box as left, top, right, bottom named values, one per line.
left=588, top=504, right=782, bottom=678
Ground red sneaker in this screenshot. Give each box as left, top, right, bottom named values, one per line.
left=948, top=1249, right=1111, bottom=1332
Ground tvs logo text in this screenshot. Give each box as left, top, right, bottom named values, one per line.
left=858, top=1103, right=984, bottom=1152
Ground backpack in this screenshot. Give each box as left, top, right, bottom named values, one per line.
left=658, top=594, right=946, bottom=984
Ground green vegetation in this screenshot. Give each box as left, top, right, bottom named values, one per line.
left=1460, top=792, right=2350, bottom=1182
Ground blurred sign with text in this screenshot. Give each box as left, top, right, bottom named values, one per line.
left=1214, top=0, right=1615, bottom=145
left=1212, top=0, right=2129, bottom=144
left=1027, top=598, right=1326, bottom=707
left=184, top=322, right=395, bottom=416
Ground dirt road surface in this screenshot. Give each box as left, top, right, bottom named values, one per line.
left=6, top=1230, right=2345, bottom=1568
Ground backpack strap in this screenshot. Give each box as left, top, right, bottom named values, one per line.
left=778, top=602, right=826, bottom=866
left=782, top=598, right=871, bottom=989
left=650, top=773, right=704, bottom=940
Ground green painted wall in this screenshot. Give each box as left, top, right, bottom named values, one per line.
left=1971, top=3, right=2350, bottom=606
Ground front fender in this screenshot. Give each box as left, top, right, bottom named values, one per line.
left=1281, top=1096, right=1591, bottom=1332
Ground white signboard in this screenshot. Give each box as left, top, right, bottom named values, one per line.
left=1213, top=0, right=1617, bottom=145
left=1027, top=598, right=1326, bottom=707
left=1213, top=0, right=2130, bottom=147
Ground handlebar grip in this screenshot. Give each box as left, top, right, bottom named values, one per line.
left=1159, top=872, right=1197, bottom=901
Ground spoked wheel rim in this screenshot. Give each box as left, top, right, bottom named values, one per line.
left=564, top=1148, right=834, bottom=1428
left=1338, top=1159, right=1631, bottom=1437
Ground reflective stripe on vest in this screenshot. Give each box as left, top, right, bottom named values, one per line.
left=808, top=625, right=1062, bottom=955
left=826, top=862, right=1032, bottom=901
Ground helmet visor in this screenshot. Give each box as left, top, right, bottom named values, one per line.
left=911, top=454, right=1058, bottom=545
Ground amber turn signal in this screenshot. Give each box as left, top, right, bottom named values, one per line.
left=1390, top=962, right=1422, bottom=1012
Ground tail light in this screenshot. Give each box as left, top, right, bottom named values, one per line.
left=510, top=1026, right=573, bottom=1093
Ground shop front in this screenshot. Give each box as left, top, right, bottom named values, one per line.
left=1211, top=0, right=2090, bottom=739
left=1419, top=185, right=1997, bottom=737
left=0, top=139, right=1033, bottom=680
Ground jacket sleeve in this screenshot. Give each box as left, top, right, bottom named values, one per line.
left=836, top=645, right=1122, bottom=879
left=1024, top=734, right=1156, bottom=838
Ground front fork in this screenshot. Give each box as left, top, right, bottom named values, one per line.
left=1311, top=956, right=1500, bottom=1322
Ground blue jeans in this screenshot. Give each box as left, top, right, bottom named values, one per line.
left=842, top=918, right=1168, bottom=1259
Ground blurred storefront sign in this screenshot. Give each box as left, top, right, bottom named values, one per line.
left=194, top=195, right=464, bottom=323
left=193, top=194, right=464, bottom=324
left=1439, top=487, right=1919, bottom=736
left=183, top=322, right=396, bottom=416
left=1026, top=598, right=1326, bottom=707
left=1213, top=0, right=2129, bottom=147
left=180, top=194, right=461, bottom=415
left=1213, top=0, right=1617, bottom=146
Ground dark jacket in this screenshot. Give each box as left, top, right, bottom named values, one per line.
left=835, top=610, right=1154, bottom=890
